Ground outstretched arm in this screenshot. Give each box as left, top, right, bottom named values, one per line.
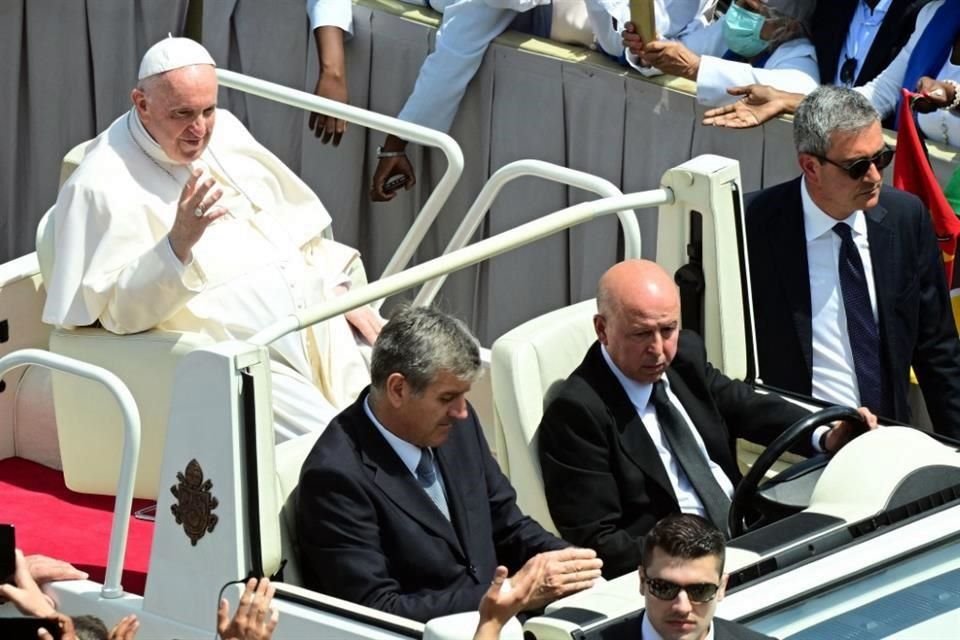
left=370, top=1, right=516, bottom=201
left=702, top=85, right=802, bottom=129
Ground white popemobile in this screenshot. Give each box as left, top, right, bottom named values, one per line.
left=2, top=68, right=960, bottom=640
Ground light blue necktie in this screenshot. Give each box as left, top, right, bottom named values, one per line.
left=416, top=448, right=450, bottom=521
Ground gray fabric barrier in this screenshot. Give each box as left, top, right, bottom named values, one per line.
left=3, top=0, right=958, bottom=344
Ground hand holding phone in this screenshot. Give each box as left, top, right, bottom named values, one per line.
left=383, top=174, right=410, bottom=194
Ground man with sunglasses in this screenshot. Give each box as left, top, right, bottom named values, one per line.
left=745, top=86, right=960, bottom=439
left=638, top=514, right=772, bottom=640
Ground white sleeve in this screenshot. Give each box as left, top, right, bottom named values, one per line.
left=584, top=0, right=630, bottom=58
left=41, top=180, right=205, bottom=334
left=397, top=0, right=517, bottom=132
left=306, top=0, right=353, bottom=37
left=854, top=2, right=938, bottom=119
left=695, top=39, right=820, bottom=107
left=625, top=17, right=724, bottom=77
left=661, top=0, right=718, bottom=41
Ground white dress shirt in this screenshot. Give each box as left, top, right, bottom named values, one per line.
left=802, top=177, right=878, bottom=409
left=306, top=0, right=353, bottom=36
left=600, top=345, right=735, bottom=518
left=835, top=0, right=894, bottom=86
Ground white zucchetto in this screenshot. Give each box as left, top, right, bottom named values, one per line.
left=138, top=36, right=216, bottom=80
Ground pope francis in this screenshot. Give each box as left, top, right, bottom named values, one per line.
left=42, top=37, right=377, bottom=441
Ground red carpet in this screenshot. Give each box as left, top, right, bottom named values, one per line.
left=0, top=457, right=154, bottom=595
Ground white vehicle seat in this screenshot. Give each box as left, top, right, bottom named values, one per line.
left=490, top=299, right=599, bottom=535
left=273, top=431, right=320, bottom=586
left=41, top=138, right=370, bottom=500
left=38, top=140, right=214, bottom=499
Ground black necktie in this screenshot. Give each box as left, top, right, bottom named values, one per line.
left=833, top=223, right=883, bottom=414
left=650, top=381, right=731, bottom=532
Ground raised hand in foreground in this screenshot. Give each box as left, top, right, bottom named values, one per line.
left=218, top=577, right=279, bottom=640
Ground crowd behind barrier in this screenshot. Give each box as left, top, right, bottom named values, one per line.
left=2, top=0, right=959, bottom=344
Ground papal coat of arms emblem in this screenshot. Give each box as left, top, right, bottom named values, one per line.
left=170, top=459, right=219, bottom=546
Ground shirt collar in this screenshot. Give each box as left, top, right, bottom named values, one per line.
left=801, top=176, right=868, bottom=242
left=600, top=344, right=666, bottom=413
left=861, top=0, right=893, bottom=18
left=364, top=395, right=423, bottom=475
left=128, top=109, right=186, bottom=169
left=640, top=611, right=714, bottom=640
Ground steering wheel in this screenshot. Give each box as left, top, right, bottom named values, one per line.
left=727, top=406, right=868, bottom=538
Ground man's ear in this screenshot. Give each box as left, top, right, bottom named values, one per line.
left=798, top=153, right=821, bottom=183
left=716, top=573, right=729, bottom=602
left=384, top=373, right=407, bottom=408
left=131, top=88, right=148, bottom=117
left=638, top=567, right=647, bottom=596
left=594, top=314, right=607, bottom=344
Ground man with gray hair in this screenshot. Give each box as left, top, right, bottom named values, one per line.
left=297, top=306, right=602, bottom=624
left=745, top=85, right=960, bottom=439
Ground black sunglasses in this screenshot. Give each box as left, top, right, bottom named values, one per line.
left=815, top=144, right=895, bottom=180
left=643, top=576, right=720, bottom=603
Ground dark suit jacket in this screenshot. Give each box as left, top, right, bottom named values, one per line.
left=745, top=179, right=960, bottom=439
left=638, top=613, right=777, bottom=639
left=297, top=389, right=566, bottom=622
left=812, top=0, right=931, bottom=86
left=538, top=334, right=811, bottom=579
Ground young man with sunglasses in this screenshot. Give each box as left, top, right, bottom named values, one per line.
left=745, top=86, right=960, bottom=440
left=639, top=514, right=772, bottom=640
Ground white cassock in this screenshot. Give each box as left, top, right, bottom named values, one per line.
left=42, top=107, right=372, bottom=441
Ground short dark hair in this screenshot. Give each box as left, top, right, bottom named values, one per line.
left=370, top=306, right=481, bottom=395
left=641, top=514, right=726, bottom=573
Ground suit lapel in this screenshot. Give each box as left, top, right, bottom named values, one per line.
left=583, top=344, right=678, bottom=504
left=434, top=446, right=471, bottom=560
left=866, top=202, right=896, bottom=372
left=768, top=179, right=814, bottom=377
left=352, top=408, right=465, bottom=558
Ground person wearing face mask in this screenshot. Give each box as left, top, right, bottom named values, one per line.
left=622, top=0, right=819, bottom=106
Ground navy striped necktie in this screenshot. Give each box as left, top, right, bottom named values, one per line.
left=833, top=222, right=883, bottom=414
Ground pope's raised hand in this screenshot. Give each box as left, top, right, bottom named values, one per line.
left=169, top=168, right=227, bottom=263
